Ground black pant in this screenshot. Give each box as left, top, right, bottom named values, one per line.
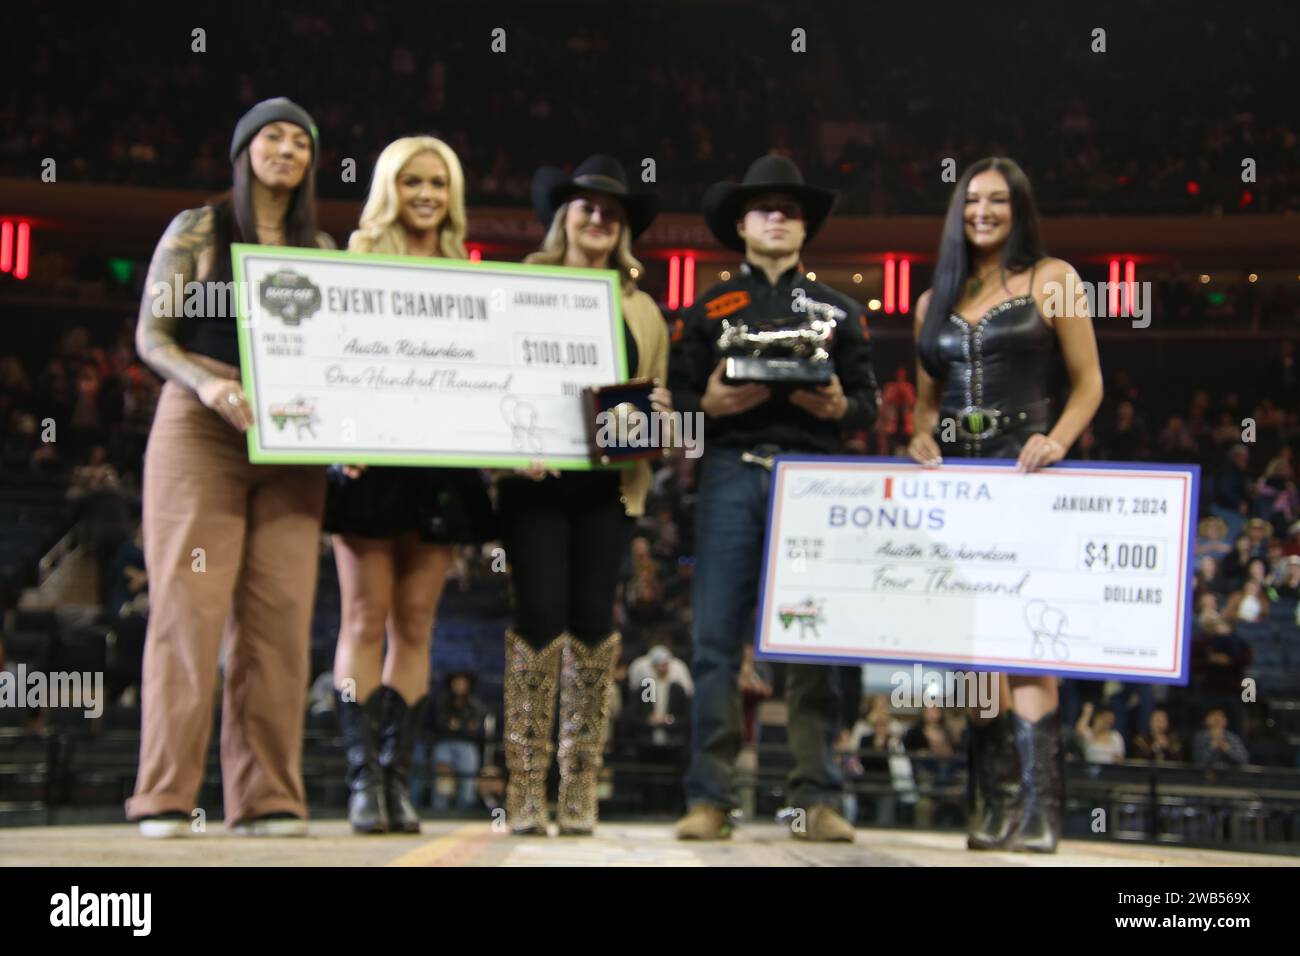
left=498, top=471, right=631, bottom=648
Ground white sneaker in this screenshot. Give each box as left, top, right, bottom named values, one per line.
left=230, top=814, right=309, bottom=837
left=138, top=814, right=190, bottom=839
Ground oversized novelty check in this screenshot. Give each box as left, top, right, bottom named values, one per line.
left=231, top=244, right=629, bottom=469
left=755, top=457, right=1199, bottom=683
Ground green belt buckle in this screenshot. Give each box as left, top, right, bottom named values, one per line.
left=958, top=407, right=999, bottom=439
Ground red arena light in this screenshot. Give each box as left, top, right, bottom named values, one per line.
left=883, top=256, right=896, bottom=314
left=0, top=220, right=30, bottom=280
left=1108, top=258, right=1121, bottom=316
left=15, top=222, right=29, bottom=279
left=0, top=221, right=13, bottom=273
left=1125, top=259, right=1136, bottom=317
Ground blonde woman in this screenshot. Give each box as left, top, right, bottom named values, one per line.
left=498, top=155, right=671, bottom=835
left=326, top=136, right=495, bottom=834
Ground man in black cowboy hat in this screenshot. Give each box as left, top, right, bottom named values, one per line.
left=669, top=154, right=879, bottom=842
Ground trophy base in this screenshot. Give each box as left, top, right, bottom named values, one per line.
left=724, top=356, right=834, bottom=387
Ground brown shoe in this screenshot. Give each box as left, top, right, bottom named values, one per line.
left=674, top=804, right=733, bottom=841
left=794, top=804, right=856, bottom=843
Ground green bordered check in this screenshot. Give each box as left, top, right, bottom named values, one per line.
left=232, top=243, right=629, bottom=470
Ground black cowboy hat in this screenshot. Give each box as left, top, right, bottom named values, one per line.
left=702, top=154, right=838, bottom=252
left=531, top=154, right=659, bottom=239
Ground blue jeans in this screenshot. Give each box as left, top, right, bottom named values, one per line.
left=431, top=740, right=480, bottom=810
left=684, top=449, right=843, bottom=811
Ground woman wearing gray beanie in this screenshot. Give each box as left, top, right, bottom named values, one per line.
left=126, top=97, right=335, bottom=839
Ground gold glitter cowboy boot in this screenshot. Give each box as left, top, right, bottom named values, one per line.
left=556, top=631, right=621, bottom=835
left=503, top=630, right=563, bottom=835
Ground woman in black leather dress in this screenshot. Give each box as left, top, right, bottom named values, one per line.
left=910, top=158, right=1103, bottom=852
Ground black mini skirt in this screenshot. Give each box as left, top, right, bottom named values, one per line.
left=323, top=466, right=497, bottom=544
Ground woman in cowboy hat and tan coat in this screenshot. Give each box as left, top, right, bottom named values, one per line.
left=498, top=155, right=672, bottom=835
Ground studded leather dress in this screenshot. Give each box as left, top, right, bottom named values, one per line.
left=918, top=295, right=1060, bottom=458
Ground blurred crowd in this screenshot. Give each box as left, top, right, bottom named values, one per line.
left=3, top=0, right=1298, bottom=836
left=4, top=2, right=1298, bottom=216
left=0, top=323, right=155, bottom=483
left=1, top=304, right=1298, bottom=821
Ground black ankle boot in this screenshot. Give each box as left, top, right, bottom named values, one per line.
left=336, top=689, right=388, bottom=834
left=966, top=711, right=1023, bottom=850
left=377, top=686, right=427, bottom=834
left=1009, top=711, right=1063, bottom=853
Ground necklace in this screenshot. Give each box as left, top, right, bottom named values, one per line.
left=967, top=264, right=1001, bottom=297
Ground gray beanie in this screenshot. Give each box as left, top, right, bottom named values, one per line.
left=229, top=97, right=319, bottom=164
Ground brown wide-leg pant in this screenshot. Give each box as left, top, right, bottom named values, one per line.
left=125, top=381, right=326, bottom=827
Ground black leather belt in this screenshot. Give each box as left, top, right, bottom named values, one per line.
left=939, top=399, right=1051, bottom=441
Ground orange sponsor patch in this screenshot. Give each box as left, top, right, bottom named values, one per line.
left=704, top=290, right=750, bottom=320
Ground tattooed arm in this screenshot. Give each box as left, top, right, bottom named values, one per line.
left=134, top=206, right=219, bottom=393
left=135, top=207, right=255, bottom=431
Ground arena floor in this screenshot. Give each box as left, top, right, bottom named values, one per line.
left=1, top=821, right=1293, bottom=867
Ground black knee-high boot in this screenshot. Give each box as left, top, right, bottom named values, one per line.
left=377, top=686, right=428, bottom=834
left=1009, top=711, right=1063, bottom=853
left=336, top=689, right=388, bottom=834
left=966, top=711, right=1023, bottom=850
